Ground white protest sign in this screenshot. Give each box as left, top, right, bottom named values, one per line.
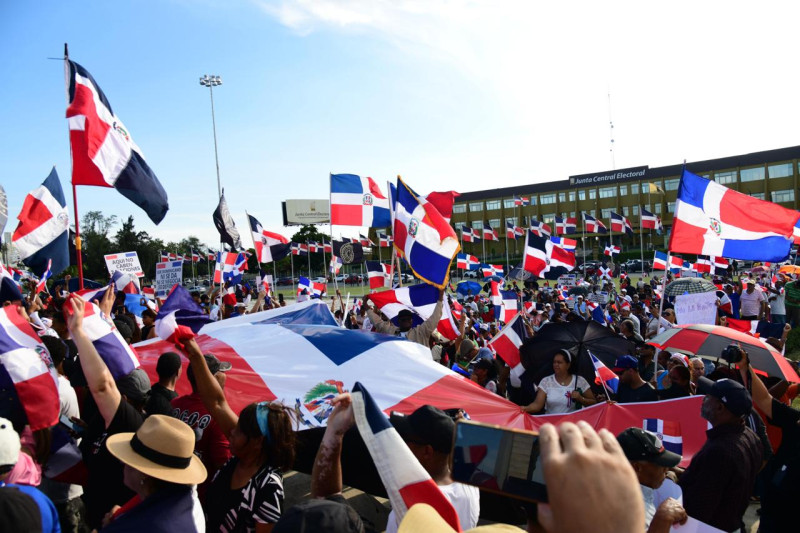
left=154, top=260, right=184, bottom=297
left=557, top=274, right=577, bottom=287
left=104, top=252, right=144, bottom=278
left=674, top=292, right=718, bottom=325
left=589, top=291, right=608, bottom=304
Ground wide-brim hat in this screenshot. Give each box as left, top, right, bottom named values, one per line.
left=399, top=503, right=521, bottom=532
left=106, top=415, right=207, bottom=485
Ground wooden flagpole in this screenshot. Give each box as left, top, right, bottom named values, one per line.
left=64, top=44, right=85, bottom=290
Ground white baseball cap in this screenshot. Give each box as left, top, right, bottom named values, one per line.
left=0, top=417, right=20, bottom=467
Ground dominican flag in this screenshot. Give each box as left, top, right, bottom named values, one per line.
left=597, top=264, right=613, bottom=279
left=424, top=191, right=460, bottom=224
left=482, top=222, right=499, bottom=241
left=298, top=276, right=326, bottom=298
left=482, top=264, right=504, bottom=277
left=351, top=382, right=462, bottom=531
left=604, top=244, right=620, bottom=256
left=513, top=196, right=523, bottom=206
left=366, top=261, right=393, bottom=290
left=692, top=257, right=712, bottom=273
left=0, top=305, right=60, bottom=431
left=641, top=208, right=660, bottom=230
left=529, top=219, right=552, bottom=237
left=653, top=251, right=668, bottom=270
left=711, top=256, right=729, bottom=273
left=307, top=242, right=320, bottom=253
left=66, top=60, right=169, bottom=224
left=321, top=240, right=332, bottom=253
left=368, top=283, right=459, bottom=340
left=716, top=290, right=733, bottom=315
left=610, top=212, right=634, bottom=234
left=643, top=419, right=683, bottom=455
left=65, top=294, right=140, bottom=379
left=291, top=242, right=309, bottom=256
left=359, top=234, right=375, bottom=247
left=111, top=270, right=141, bottom=294
left=589, top=351, right=619, bottom=394
left=506, top=221, right=519, bottom=239
left=214, top=252, right=247, bottom=284
left=487, top=313, right=529, bottom=382
left=159, top=251, right=169, bottom=262
left=583, top=213, right=608, bottom=234
left=248, top=215, right=290, bottom=263
left=11, top=168, right=70, bottom=277
left=456, top=253, right=480, bottom=270
left=671, top=169, right=800, bottom=261
left=154, top=285, right=211, bottom=346
left=45, top=427, right=87, bottom=486
left=523, top=231, right=576, bottom=279
left=491, top=281, right=518, bottom=323
left=461, top=226, right=477, bottom=243
left=329, top=255, right=343, bottom=274
left=330, top=174, right=391, bottom=227
left=393, top=178, right=460, bottom=289
left=550, top=236, right=577, bottom=252
left=378, top=232, right=393, bottom=247
left=555, top=216, right=577, bottom=235
left=670, top=256, right=688, bottom=274
left=35, top=260, right=53, bottom=294
left=514, top=195, right=530, bottom=206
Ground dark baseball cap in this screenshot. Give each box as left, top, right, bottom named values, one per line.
left=613, top=355, right=638, bottom=373
left=397, top=309, right=415, bottom=320
left=390, top=405, right=455, bottom=454
left=115, top=368, right=151, bottom=404
left=187, top=353, right=232, bottom=383
left=617, top=427, right=681, bottom=467
left=273, top=498, right=364, bottom=533
left=697, top=377, right=752, bottom=417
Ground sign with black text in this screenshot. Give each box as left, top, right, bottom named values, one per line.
left=155, top=260, right=183, bottom=297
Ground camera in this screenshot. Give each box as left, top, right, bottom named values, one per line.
left=721, top=343, right=744, bottom=364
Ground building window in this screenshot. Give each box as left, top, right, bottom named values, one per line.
left=578, top=190, right=586, bottom=201
left=540, top=194, right=556, bottom=205
left=619, top=184, right=628, bottom=196
left=599, top=186, right=616, bottom=198
left=750, top=192, right=765, bottom=200
left=488, top=219, right=501, bottom=229
left=772, top=189, right=795, bottom=203
left=715, top=171, right=736, bottom=185
left=601, top=208, right=613, bottom=219
left=568, top=191, right=576, bottom=201
left=570, top=211, right=576, bottom=218
left=558, top=192, right=566, bottom=202
left=654, top=204, right=662, bottom=214
left=740, top=167, right=765, bottom=182
left=622, top=206, right=629, bottom=216
left=529, top=196, right=537, bottom=206
left=469, top=202, right=483, bottom=212
left=664, top=179, right=680, bottom=191
left=632, top=205, right=639, bottom=216
left=485, top=200, right=501, bottom=210
left=503, top=199, right=516, bottom=209
left=589, top=189, right=597, bottom=199
left=453, top=203, right=466, bottom=214
left=542, top=214, right=555, bottom=225
left=667, top=202, right=675, bottom=213
left=588, top=209, right=596, bottom=217
left=768, top=163, right=793, bottom=179
left=506, top=217, right=517, bottom=225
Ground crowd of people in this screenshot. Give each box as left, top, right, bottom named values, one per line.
left=0, top=262, right=799, bottom=532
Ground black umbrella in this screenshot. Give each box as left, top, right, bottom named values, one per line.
left=568, top=286, right=589, bottom=296
left=520, top=321, right=635, bottom=390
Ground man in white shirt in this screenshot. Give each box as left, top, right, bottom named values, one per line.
left=740, top=280, right=766, bottom=320
left=768, top=281, right=786, bottom=324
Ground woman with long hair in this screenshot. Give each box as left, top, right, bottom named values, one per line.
left=522, top=349, right=597, bottom=414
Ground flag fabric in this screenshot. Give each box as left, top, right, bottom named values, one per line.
left=711, top=256, right=730, bottom=271
left=513, top=196, right=523, bottom=207
left=461, top=225, right=477, bottom=243
left=45, top=426, right=88, bottom=485
left=529, top=219, right=552, bottom=237
left=359, top=234, right=375, bottom=247
left=589, top=351, right=619, bottom=394
left=550, top=236, right=577, bottom=252
left=257, top=270, right=273, bottom=294
left=329, top=255, right=343, bottom=274
left=291, top=242, right=309, bottom=256
left=597, top=265, right=612, bottom=279
left=424, top=191, right=460, bottom=223
left=670, top=256, right=687, bottom=273
left=520, top=196, right=530, bottom=206
left=482, top=222, right=499, bottom=241
left=66, top=60, right=169, bottom=224
left=506, top=221, right=518, bottom=239
left=378, top=232, right=393, bottom=247
left=307, top=242, right=320, bottom=253
left=555, top=216, right=577, bottom=235
left=154, top=285, right=211, bottom=346
left=456, top=253, right=480, bottom=271
left=11, top=168, right=70, bottom=277
left=214, top=252, right=247, bottom=284
left=111, top=270, right=140, bottom=294
left=643, top=419, right=682, bottom=455
left=671, top=169, right=800, bottom=261
left=647, top=183, right=665, bottom=195
left=248, top=215, right=290, bottom=263
left=487, top=313, right=529, bottom=382
left=330, top=174, right=391, bottom=227
left=482, top=264, right=504, bottom=277
left=392, top=178, right=460, bottom=289
left=716, top=290, right=733, bottom=315
left=496, top=286, right=518, bottom=323
left=610, top=212, right=634, bottom=235
left=692, top=257, right=712, bottom=274
left=332, top=240, right=364, bottom=264
left=604, top=244, right=620, bottom=256
left=368, top=283, right=459, bottom=340
left=322, top=240, right=332, bottom=253
left=641, top=208, right=660, bottom=230
left=522, top=231, right=576, bottom=280
left=35, top=259, right=53, bottom=294
left=350, top=382, right=462, bottom=531
left=0, top=305, right=60, bottom=431
left=66, top=295, right=140, bottom=379
left=583, top=213, right=608, bottom=234
left=366, top=261, right=393, bottom=290
left=298, top=276, right=326, bottom=298
left=160, top=251, right=169, bottom=262
left=212, top=192, right=243, bottom=251
left=653, top=251, right=668, bottom=270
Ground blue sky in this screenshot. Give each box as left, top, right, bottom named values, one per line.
left=3, top=1, right=800, bottom=249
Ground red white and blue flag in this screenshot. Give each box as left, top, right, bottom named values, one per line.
left=671, top=169, right=800, bottom=261
left=583, top=213, right=608, bottom=234
left=487, top=313, right=529, bottom=382
left=35, top=259, right=53, bottom=294
left=111, top=270, right=141, bottom=294
left=604, top=244, right=620, bottom=256
left=378, top=232, right=393, bottom=247
left=482, top=264, right=504, bottom=278
left=393, top=178, right=460, bottom=289
left=424, top=191, right=460, bottom=224
left=643, top=418, right=683, bottom=455
left=653, top=251, right=668, bottom=270
left=711, top=256, right=730, bottom=272
left=214, top=252, right=247, bottom=284
left=589, top=351, right=619, bottom=394
left=330, top=174, right=391, bottom=228
left=514, top=195, right=530, bottom=206
left=359, top=234, right=375, bottom=247
left=366, top=261, right=393, bottom=290
left=460, top=225, right=478, bottom=243
left=550, top=236, right=577, bottom=252
left=523, top=231, right=576, bottom=279
left=610, top=212, right=634, bottom=235
left=641, top=208, right=661, bottom=230
left=456, top=253, right=480, bottom=270
left=159, top=251, right=170, bottom=262
left=0, top=305, right=60, bottom=430
left=692, top=257, right=712, bottom=274
left=11, top=168, right=70, bottom=277
left=491, top=281, right=518, bottom=323
left=555, top=216, right=577, bottom=235
left=369, top=283, right=459, bottom=340
left=351, top=382, right=462, bottom=531
left=529, top=219, right=551, bottom=237
left=298, top=276, right=326, bottom=298
left=506, top=221, right=524, bottom=239
left=482, top=222, right=499, bottom=241
left=291, top=242, right=309, bottom=256
left=248, top=214, right=290, bottom=263
left=154, top=286, right=209, bottom=347
left=329, top=255, right=343, bottom=274
left=66, top=60, right=169, bottom=224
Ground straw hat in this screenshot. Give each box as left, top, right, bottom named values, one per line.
left=106, top=415, right=207, bottom=485
left=399, top=504, right=521, bottom=532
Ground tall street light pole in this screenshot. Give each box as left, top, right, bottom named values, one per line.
left=199, top=74, right=223, bottom=199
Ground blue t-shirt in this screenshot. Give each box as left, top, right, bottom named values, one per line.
left=728, top=293, right=741, bottom=319
left=1, top=483, right=61, bottom=532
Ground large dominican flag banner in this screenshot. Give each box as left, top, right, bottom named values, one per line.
left=66, top=60, right=169, bottom=224
left=12, top=168, right=70, bottom=277
left=670, top=169, right=800, bottom=261
left=248, top=214, right=290, bottom=263
left=330, top=174, right=391, bottom=227
left=393, top=178, right=460, bottom=288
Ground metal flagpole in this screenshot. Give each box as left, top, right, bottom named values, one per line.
left=505, top=224, right=510, bottom=274
left=639, top=185, right=645, bottom=279
left=290, top=252, right=295, bottom=295
left=306, top=240, right=311, bottom=278
left=582, top=213, right=587, bottom=276
left=64, top=44, right=85, bottom=290
left=482, top=223, right=486, bottom=264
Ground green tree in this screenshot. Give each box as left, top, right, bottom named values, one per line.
left=80, top=211, right=117, bottom=280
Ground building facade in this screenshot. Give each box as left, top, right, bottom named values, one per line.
left=451, top=145, right=800, bottom=261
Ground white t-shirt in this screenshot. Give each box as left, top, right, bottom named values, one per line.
left=740, top=289, right=765, bottom=317
left=538, top=374, right=591, bottom=414
left=769, top=292, right=786, bottom=315
left=385, top=482, right=480, bottom=533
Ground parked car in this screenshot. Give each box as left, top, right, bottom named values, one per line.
left=344, top=274, right=363, bottom=284
left=622, top=260, right=651, bottom=273
left=462, top=270, right=479, bottom=279
left=312, top=277, right=328, bottom=284
left=577, top=261, right=600, bottom=276
left=335, top=274, right=347, bottom=282
left=276, top=277, right=294, bottom=286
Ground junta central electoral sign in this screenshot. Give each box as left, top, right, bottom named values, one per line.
left=104, top=251, right=144, bottom=278
left=282, top=199, right=330, bottom=225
